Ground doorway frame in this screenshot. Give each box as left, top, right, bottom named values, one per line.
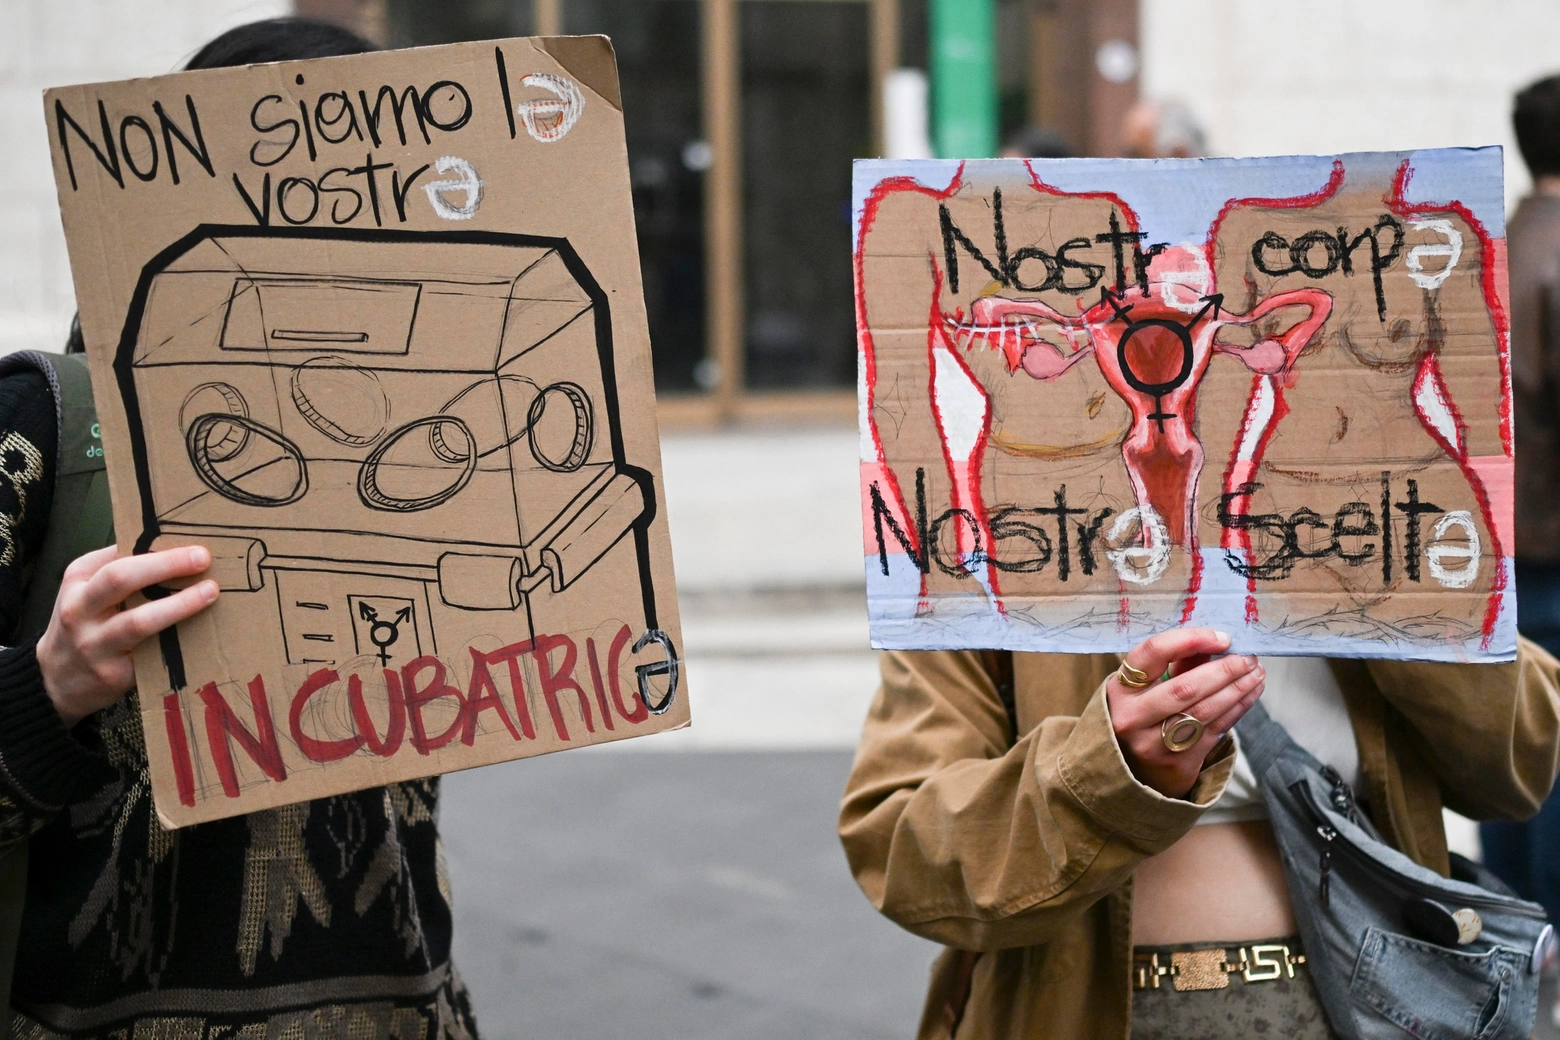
left=655, top=0, right=896, bottom=427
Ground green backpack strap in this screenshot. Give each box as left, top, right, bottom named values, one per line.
left=0, top=350, right=112, bottom=1037
left=15, top=352, right=114, bottom=643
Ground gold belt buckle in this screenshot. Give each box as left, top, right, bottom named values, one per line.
left=1134, top=945, right=1308, bottom=992
left=1171, top=949, right=1230, bottom=991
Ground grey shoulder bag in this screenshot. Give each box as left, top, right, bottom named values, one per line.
left=1236, top=701, right=1552, bottom=1040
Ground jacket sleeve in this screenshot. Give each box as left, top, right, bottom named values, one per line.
left=1365, top=636, right=1560, bottom=822
left=0, top=369, right=108, bottom=852
left=838, top=649, right=1235, bottom=952
left=0, top=640, right=106, bottom=850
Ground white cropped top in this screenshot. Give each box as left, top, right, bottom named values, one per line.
left=1194, top=656, right=1358, bottom=826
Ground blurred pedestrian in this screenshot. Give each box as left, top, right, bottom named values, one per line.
left=1122, top=99, right=1207, bottom=158
left=1, top=19, right=481, bottom=1040
left=1481, top=71, right=1560, bottom=1018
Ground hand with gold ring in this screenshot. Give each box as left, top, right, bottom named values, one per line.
left=1106, top=628, right=1265, bottom=799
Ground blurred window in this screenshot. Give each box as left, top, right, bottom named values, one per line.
left=740, top=2, right=869, bottom=390
left=565, top=1, right=707, bottom=393
left=387, top=0, right=535, bottom=45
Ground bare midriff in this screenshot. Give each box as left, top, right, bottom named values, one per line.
left=1131, top=820, right=1297, bottom=946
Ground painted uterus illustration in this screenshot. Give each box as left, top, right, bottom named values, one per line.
left=951, top=250, right=1332, bottom=566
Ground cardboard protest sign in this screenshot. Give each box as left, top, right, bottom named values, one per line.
left=45, top=37, right=686, bottom=826
left=856, top=150, right=1514, bottom=661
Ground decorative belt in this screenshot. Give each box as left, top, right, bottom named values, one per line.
left=1133, top=943, right=1308, bottom=992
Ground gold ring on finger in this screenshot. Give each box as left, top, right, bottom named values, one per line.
left=1161, top=713, right=1205, bottom=753
left=1116, top=661, right=1154, bottom=688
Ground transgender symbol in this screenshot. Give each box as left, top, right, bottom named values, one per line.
left=358, top=601, right=413, bottom=666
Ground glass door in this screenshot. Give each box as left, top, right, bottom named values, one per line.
left=564, top=1, right=708, bottom=393
left=739, top=1, right=871, bottom=390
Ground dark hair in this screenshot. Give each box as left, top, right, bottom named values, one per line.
left=183, top=16, right=375, bottom=71
left=1003, top=126, right=1072, bottom=160
left=1514, top=74, right=1560, bottom=178
left=65, top=18, right=377, bottom=353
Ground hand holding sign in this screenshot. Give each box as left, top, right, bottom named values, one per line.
left=45, top=37, right=687, bottom=826
left=39, top=545, right=218, bottom=727
left=1104, top=628, right=1263, bottom=799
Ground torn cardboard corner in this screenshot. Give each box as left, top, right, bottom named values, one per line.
left=856, top=149, right=1514, bottom=662
left=44, top=37, right=685, bottom=827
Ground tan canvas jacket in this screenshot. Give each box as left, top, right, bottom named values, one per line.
left=838, top=643, right=1560, bottom=1040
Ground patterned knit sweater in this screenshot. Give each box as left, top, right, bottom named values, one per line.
left=0, top=370, right=479, bottom=1038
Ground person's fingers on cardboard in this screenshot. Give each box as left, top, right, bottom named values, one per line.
left=1118, top=653, right=1258, bottom=730
left=1122, top=628, right=1231, bottom=685
left=1119, top=664, right=1260, bottom=799
left=97, top=580, right=219, bottom=652
left=79, top=547, right=211, bottom=616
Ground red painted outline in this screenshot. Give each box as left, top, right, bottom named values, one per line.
left=1204, top=160, right=1346, bottom=277
left=1024, top=160, right=1144, bottom=233
left=1387, top=160, right=1509, bottom=643
left=924, top=262, right=1003, bottom=603
left=855, top=164, right=966, bottom=602
left=1027, top=161, right=1164, bottom=625
left=1201, top=160, right=1345, bottom=622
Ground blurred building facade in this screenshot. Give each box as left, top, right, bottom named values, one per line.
left=6, top=0, right=1560, bottom=415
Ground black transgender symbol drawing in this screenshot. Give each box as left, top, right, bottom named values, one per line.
left=358, top=601, right=412, bottom=666
left=1099, top=286, right=1223, bottom=433
left=114, top=225, right=677, bottom=713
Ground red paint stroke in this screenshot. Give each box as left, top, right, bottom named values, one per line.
left=925, top=267, right=1002, bottom=605
left=1027, top=162, right=1169, bottom=625
left=1388, top=159, right=1509, bottom=643
left=162, top=692, right=197, bottom=807
left=1205, top=160, right=1345, bottom=623
left=1204, top=160, right=1346, bottom=280
left=855, top=164, right=967, bottom=603
left=1025, top=160, right=1144, bottom=242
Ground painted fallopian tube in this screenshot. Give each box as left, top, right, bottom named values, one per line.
left=948, top=271, right=1331, bottom=561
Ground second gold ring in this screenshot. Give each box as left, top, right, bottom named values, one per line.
left=1161, top=713, right=1205, bottom=753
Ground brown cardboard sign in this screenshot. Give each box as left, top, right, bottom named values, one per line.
left=44, top=37, right=686, bottom=827
left=855, top=152, right=1513, bottom=662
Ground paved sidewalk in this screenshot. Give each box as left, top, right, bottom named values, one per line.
left=442, top=750, right=937, bottom=1040
left=631, top=425, right=882, bottom=752
left=442, top=426, right=933, bottom=1036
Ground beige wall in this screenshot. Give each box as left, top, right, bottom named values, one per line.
left=1142, top=0, right=1560, bottom=210
left=0, top=0, right=288, bottom=355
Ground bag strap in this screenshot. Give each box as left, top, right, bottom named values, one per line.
left=11, top=353, right=113, bottom=643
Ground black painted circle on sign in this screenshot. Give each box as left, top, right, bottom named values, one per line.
left=1116, top=318, right=1195, bottom=398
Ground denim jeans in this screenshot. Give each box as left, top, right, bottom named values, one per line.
left=1480, top=561, right=1560, bottom=924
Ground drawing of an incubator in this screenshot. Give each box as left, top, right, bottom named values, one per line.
left=122, top=229, right=653, bottom=668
